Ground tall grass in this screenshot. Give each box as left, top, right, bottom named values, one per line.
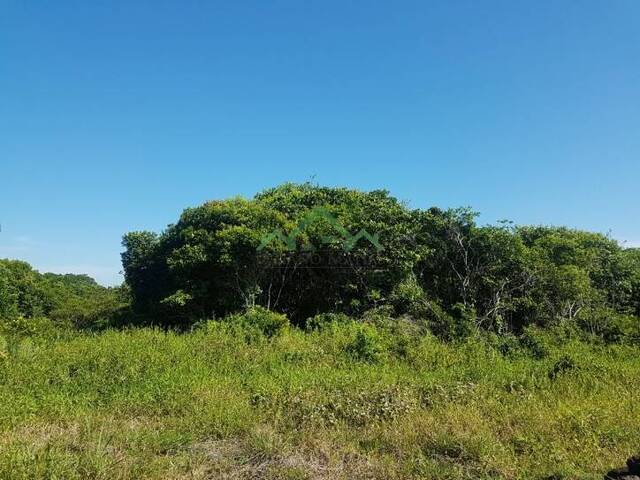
left=0, top=319, right=638, bottom=479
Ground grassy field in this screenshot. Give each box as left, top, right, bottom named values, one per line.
left=0, top=319, right=638, bottom=480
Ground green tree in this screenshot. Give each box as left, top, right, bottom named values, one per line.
left=122, top=183, right=422, bottom=325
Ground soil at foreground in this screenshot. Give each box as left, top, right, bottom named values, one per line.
left=0, top=323, right=638, bottom=480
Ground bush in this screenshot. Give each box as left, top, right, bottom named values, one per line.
left=390, top=274, right=428, bottom=317
left=491, top=333, right=521, bottom=357
left=0, top=316, right=60, bottom=356
left=345, top=324, right=385, bottom=363
left=361, top=309, right=424, bottom=359
left=428, top=302, right=475, bottom=341
left=305, top=312, right=352, bottom=331
left=519, top=326, right=552, bottom=359
left=577, top=308, right=640, bottom=344
left=359, top=305, right=396, bottom=326
left=548, top=355, right=578, bottom=380
left=224, top=306, right=289, bottom=338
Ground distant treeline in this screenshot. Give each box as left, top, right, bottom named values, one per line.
left=0, top=259, right=127, bottom=330
left=113, top=183, right=640, bottom=341
left=1, top=183, right=638, bottom=342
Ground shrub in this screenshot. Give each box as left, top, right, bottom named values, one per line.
left=362, top=310, right=424, bottom=359
left=305, top=312, right=351, bottom=331
left=577, top=307, right=640, bottom=344
left=0, top=316, right=57, bottom=356
left=428, top=302, right=475, bottom=341
left=548, top=355, right=578, bottom=380
left=359, top=305, right=396, bottom=327
left=345, top=324, right=384, bottom=363
left=519, top=326, right=552, bottom=359
left=390, top=274, right=428, bottom=317
left=224, top=306, right=289, bottom=338
left=491, top=333, right=521, bottom=357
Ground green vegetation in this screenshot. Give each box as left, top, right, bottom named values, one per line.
left=120, top=183, right=640, bottom=341
left=0, top=316, right=638, bottom=479
left=1, top=183, right=639, bottom=478
left=0, top=259, right=128, bottom=331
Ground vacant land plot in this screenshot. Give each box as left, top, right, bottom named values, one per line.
left=0, top=322, right=638, bottom=480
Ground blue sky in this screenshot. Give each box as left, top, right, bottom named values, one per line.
left=1, top=1, right=639, bottom=285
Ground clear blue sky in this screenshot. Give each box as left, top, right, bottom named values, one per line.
left=1, top=1, right=639, bottom=285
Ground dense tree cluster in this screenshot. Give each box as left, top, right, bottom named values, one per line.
left=0, top=259, right=127, bottom=329
left=121, top=183, right=640, bottom=340
left=1, top=183, right=637, bottom=342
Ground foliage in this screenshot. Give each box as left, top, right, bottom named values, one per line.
left=577, top=307, right=640, bottom=344
left=424, top=302, right=475, bottom=342
left=345, top=323, right=385, bottom=363
left=0, top=316, right=37, bottom=356
left=389, top=273, right=429, bottom=317
left=0, top=321, right=638, bottom=479
left=0, top=259, right=127, bottom=332
left=121, top=183, right=420, bottom=325
left=2, top=183, right=640, bottom=478
left=120, top=183, right=640, bottom=343
left=305, top=312, right=352, bottom=330
left=3, top=183, right=640, bottom=345
left=223, top=306, right=290, bottom=338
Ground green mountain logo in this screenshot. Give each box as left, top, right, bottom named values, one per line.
left=258, top=207, right=383, bottom=252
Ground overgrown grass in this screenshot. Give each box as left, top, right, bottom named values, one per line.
left=0, top=318, right=638, bottom=479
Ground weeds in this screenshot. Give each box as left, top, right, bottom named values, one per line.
left=0, top=319, right=638, bottom=479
